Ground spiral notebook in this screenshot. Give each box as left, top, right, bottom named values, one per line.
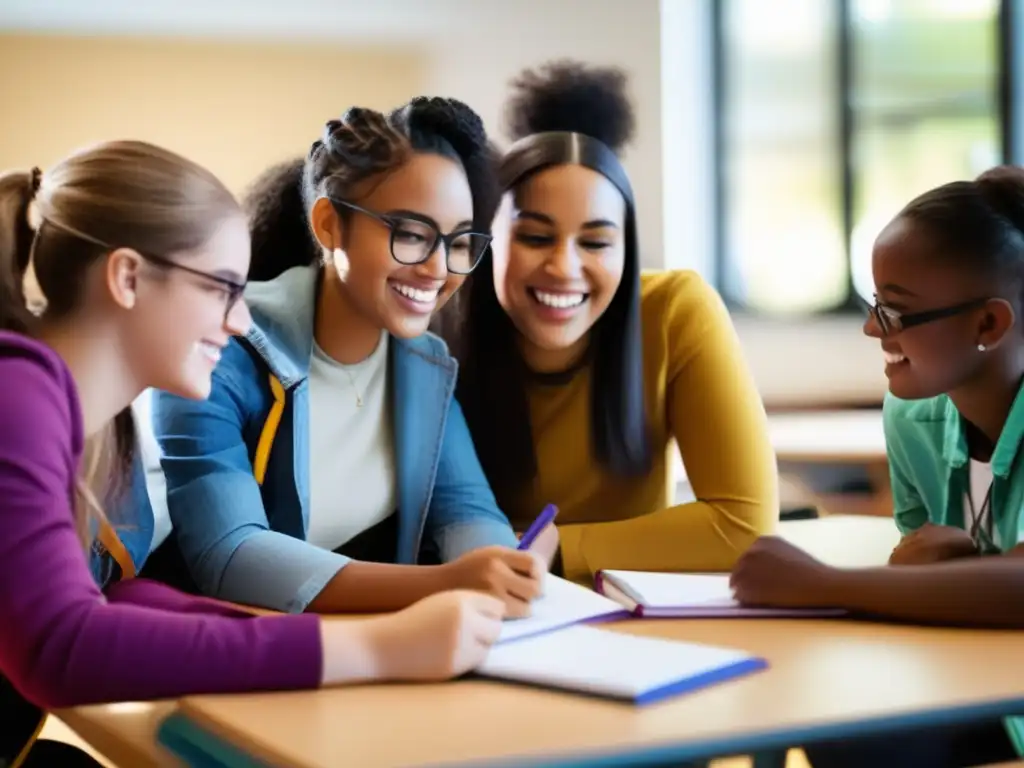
left=595, top=570, right=846, bottom=618
left=479, top=624, right=767, bottom=704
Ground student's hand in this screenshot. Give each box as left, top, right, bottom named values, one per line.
left=440, top=546, right=545, bottom=619
left=368, top=590, right=506, bottom=681
left=730, top=536, right=837, bottom=608
left=888, top=523, right=979, bottom=566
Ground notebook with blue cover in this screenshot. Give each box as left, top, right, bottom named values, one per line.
left=477, top=624, right=767, bottom=705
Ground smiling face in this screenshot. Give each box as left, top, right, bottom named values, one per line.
left=312, top=151, right=474, bottom=340
left=119, top=212, right=253, bottom=400
left=863, top=215, right=1014, bottom=400
left=491, top=164, right=627, bottom=372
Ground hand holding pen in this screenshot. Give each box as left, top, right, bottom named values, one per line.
left=518, top=503, right=561, bottom=570
left=435, top=505, right=560, bottom=619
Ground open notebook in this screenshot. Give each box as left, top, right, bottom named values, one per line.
left=498, top=574, right=631, bottom=644
left=479, top=624, right=767, bottom=705
left=596, top=570, right=846, bottom=618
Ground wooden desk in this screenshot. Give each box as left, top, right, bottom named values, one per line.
left=56, top=517, right=998, bottom=768
left=777, top=515, right=899, bottom=568
left=57, top=702, right=182, bottom=768
left=157, top=618, right=1023, bottom=767
left=768, top=410, right=885, bottom=464
left=673, top=410, right=887, bottom=482
left=769, top=409, right=890, bottom=517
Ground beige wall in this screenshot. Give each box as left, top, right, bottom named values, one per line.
left=0, top=0, right=667, bottom=262
left=0, top=14, right=887, bottom=408
left=0, top=34, right=426, bottom=194
left=416, top=0, right=665, bottom=265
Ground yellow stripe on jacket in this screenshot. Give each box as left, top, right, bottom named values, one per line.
left=96, top=519, right=136, bottom=580
left=253, top=373, right=286, bottom=487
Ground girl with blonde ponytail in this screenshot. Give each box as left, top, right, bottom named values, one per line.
left=0, top=141, right=505, bottom=768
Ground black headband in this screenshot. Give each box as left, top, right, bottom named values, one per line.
left=498, top=131, right=635, bottom=205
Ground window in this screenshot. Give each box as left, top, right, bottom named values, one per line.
left=716, top=0, right=1004, bottom=315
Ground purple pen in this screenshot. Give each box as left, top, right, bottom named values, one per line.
left=517, top=504, right=559, bottom=550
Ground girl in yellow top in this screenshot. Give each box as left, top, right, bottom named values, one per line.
left=449, top=61, right=779, bottom=583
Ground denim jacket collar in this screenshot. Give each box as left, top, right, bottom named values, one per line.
left=242, top=266, right=455, bottom=388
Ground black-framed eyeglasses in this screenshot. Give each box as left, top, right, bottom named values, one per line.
left=329, top=198, right=491, bottom=275
left=143, top=252, right=247, bottom=321
left=862, top=294, right=989, bottom=337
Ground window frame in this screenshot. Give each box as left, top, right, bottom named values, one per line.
left=710, top=0, right=1020, bottom=316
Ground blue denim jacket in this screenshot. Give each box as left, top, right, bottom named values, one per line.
left=152, top=266, right=517, bottom=613
left=89, top=453, right=155, bottom=587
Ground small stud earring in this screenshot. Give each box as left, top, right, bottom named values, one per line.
left=978, top=343, right=987, bottom=352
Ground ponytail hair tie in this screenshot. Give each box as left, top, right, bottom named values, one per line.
left=29, top=167, right=43, bottom=199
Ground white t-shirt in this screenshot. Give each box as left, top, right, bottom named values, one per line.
left=306, top=331, right=396, bottom=551
left=130, top=389, right=171, bottom=551
left=964, top=459, right=1001, bottom=550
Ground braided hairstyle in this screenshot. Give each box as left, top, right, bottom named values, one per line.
left=243, top=97, right=500, bottom=286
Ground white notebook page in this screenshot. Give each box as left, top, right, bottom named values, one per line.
left=603, top=571, right=739, bottom=607
left=481, top=624, right=760, bottom=699
left=498, top=575, right=626, bottom=644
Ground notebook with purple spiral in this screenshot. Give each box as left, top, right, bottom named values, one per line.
left=595, top=570, right=847, bottom=618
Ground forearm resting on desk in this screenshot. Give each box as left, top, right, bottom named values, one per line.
left=309, top=549, right=544, bottom=618
left=557, top=500, right=769, bottom=582
left=317, top=619, right=390, bottom=685
left=824, top=547, right=1024, bottom=628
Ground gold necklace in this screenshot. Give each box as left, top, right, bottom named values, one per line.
left=341, top=367, right=364, bottom=408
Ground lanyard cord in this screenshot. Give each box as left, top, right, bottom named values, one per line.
left=965, top=471, right=996, bottom=552
left=965, top=437, right=1024, bottom=553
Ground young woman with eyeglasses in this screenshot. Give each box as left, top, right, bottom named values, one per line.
left=150, top=98, right=552, bottom=618
left=0, top=141, right=509, bottom=768
left=730, top=166, right=1024, bottom=766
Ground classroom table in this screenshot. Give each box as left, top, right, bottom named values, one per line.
left=775, top=514, right=898, bottom=568
left=768, top=409, right=892, bottom=517
left=57, top=516, right=1021, bottom=768
left=60, top=617, right=1024, bottom=768
left=672, top=410, right=887, bottom=485
left=767, top=410, right=886, bottom=464
left=689, top=409, right=891, bottom=517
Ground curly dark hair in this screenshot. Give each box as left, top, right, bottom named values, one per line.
left=244, top=157, right=310, bottom=282
left=243, top=97, right=500, bottom=282
left=504, top=60, right=635, bottom=153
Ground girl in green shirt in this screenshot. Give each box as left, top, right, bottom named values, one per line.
left=731, top=166, right=1024, bottom=766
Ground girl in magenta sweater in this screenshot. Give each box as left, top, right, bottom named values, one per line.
left=0, top=141, right=512, bottom=767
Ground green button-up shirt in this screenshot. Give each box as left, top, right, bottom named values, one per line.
left=885, top=388, right=1024, bottom=755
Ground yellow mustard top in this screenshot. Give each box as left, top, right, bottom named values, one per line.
left=503, top=270, right=779, bottom=583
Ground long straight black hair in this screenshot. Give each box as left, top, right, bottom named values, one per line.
left=451, top=130, right=652, bottom=502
